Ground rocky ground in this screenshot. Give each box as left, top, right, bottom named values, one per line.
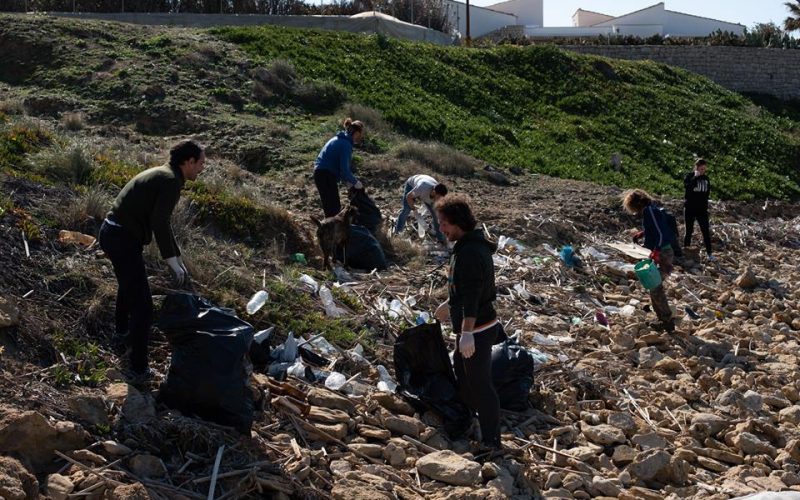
left=2, top=156, right=800, bottom=499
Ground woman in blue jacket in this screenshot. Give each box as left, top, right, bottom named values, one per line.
left=623, top=189, right=676, bottom=332
left=313, top=118, right=364, bottom=217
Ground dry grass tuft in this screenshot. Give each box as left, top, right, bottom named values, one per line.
left=394, top=141, right=480, bottom=177
left=61, top=111, right=86, bottom=131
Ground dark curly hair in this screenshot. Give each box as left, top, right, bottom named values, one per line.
left=435, top=194, right=476, bottom=232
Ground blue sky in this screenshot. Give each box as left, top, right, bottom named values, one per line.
left=469, top=0, right=794, bottom=28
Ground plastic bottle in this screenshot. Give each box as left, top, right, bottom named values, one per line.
left=325, top=372, right=347, bottom=391
left=376, top=365, right=398, bottom=393
left=246, top=290, right=269, bottom=315
left=319, top=286, right=345, bottom=317
left=417, top=217, right=428, bottom=239
left=298, top=274, right=319, bottom=293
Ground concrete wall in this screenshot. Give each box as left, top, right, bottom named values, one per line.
left=563, top=45, right=800, bottom=100
left=48, top=12, right=454, bottom=44
left=572, top=9, right=613, bottom=28
left=486, top=0, right=542, bottom=27
left=445, top=0, right=516, bottom=38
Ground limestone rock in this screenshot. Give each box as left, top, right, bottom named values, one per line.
left=382, top=414, right=423, bottom=438
left=128, top=454, right=165, bottom=478
left=348, top=443, right=383, bottom=458
left=627, top=449, right=671, bottom=481
left=735, top=268, right=759, bottom=289
left=329, top=460, right=352, bottom=477
left=0, top=406, right=89, bottom=469
left=331, top=479, right=394, bottom=500
left=632, top=432, right=669, bottom=451
left=357, top=425, right=391, bottom=441
left=119, top=386, right=156, bottom=425
left=111, top=482, right=154, bottom=499
left=307, top=388, right=355, bottom=414
left=638, top=347, right=664, bottom=369
left=46, top=473, right=74, bottom=500
left=733, top=432, right=777, bottom=457
left=0, top=456, right=38, bottom=500
left=592, top=476, right=621, bottom=497
left=613, top=445, right=637, bottom=466
left=779, top=406, right=800, bottom=425
left=308, top=406, right=351, bottom=424
left=372, top=392, right=415, bottom=416
left=582, top=424, right=626, bottom=445
left=690, top=413, right=729, bottom=436
left=101, top=440, right=133, bottom=456
left=607, top=412, right=637, bottom=435
left=67, top=395, right=109, bottom=427
left=416, top=450, right=480, bottom=486
left=382, top=442, right=406, bottom=467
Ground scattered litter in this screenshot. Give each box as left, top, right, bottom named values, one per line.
left=319, top=286, right=346, bottom=317
left=498, top=235, right=526, bottom=253
left=298, top=274, right=319, bottom=293
left=376, top=365, right=398, bottom=393
left=246, top=290, right=269, bottom=315
left=324, top=371, right=347, bottom=391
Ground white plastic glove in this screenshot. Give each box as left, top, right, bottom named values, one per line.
left=434, top=301, right=450, bottom=323
left=177, top=256, right=191, bottom=285
left=459, top=332, right=475, bottom=359
left=166, top=256, right=186, bottom=288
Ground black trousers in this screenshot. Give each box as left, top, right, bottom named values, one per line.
left=314, top=169, right=341, bottom=218
left=98, top=221, right=153, bottom=373
left=684, top=207, right=712, bottom=255
left=454, top=324, right=501, bottom=447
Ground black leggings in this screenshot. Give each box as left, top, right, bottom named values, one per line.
left=453, top=325, right=501, bottom=447
left=684, top=208, right=712, bottom=255
left=98, top=221, right=153, bottom=373
left=314, top=169, right=341, bottom=218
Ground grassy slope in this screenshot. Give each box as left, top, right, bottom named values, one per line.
left=214, top=26, right=800, bottom=200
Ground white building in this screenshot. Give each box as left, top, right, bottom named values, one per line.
left=527, top=2, right=745, bottom=38
left=444, top=0, right=543, bottom=38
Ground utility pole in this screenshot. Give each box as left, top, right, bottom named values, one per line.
left=465, top=0, right=471, bottom=46
left=410, top=0, right=414, bottom=25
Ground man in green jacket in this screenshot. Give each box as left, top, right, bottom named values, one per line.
left=433, top=194, right=503, bottom=450
left=98, top=139, right=205, bottom=382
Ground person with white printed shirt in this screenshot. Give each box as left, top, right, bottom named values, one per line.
left=394, top=174, right=448, bottom=242
left=683, top=158, right=714, bottom=260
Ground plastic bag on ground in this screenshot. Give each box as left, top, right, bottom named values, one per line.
left=334, top=224, right=387, bottom=271
left=393, top=322, right=471, bottom=437
left=376, top=365, right=398, bottom=393
left=157, top=293, right=254, bottom=434
left=491, top=339, right=535, bottom=411
left=249, top=327, right=274, bottom=367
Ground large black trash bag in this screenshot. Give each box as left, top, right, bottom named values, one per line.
left=394, top=322, right=471, bottom=437
left=157, top=293, right=255, bottom=434
left=491, top=339, right=535, bottom=412
left=335, top=224, right=387, bottom=271
left=349, top=188, right=382, bottom=234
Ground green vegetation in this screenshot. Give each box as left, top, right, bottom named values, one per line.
left=215, top=26, right=800, bottom=200
left=52, top=331, right=108, bottom=387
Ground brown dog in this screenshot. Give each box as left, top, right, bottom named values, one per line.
left=311, top=204, right=358, bottom=269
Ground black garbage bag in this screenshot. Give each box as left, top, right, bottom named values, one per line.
left=491, top=339, right=534, bottom=412
left=335, top=224, right=387, bottom=270
left=349, top=188, right=382, bottom=234
left=157, top=293, right=255, bottom=434
left=394, top=322, right=472, bottom=437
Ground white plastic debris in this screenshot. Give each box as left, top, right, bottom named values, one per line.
left=498, top=235, right=527, bottom=253
left=582, top=246, right=610, bottom=261
left=620, top=305, right=636, bottom=316
left=532, top=333, right=560, bottom=346
left=246, top=290, right=269, bottom=315
left=319, top=286, right=346, bottom=317
left=325, top=372, right=347, bottom=390
left=513, top=283, right=531, bottom=300
left=388, top=299, right=405, bottom=320
left=287, top=359, right=306, bottom=378
left=376, top=365, right=398, bottom=393
left=309, top=336, right=337, bottom=356
left=333, top=265, right=354, bottom=283
left=528, top=348, right=550, bottom=368
left=349, top=343, right=368, bottom=364
left=417, top=216, right=428, bottom=239
left=298, top=274, right=319, bottom=293
left=253, top=326, right=274, bottom=345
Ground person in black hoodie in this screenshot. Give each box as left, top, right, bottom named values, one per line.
left=433, top=194, right=502, bottom=450
left=684, top=158, right=714, bottom=261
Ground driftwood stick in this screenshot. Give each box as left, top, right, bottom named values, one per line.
left=402, top=435, right=437, bottom=453
left=193, top=461, right=274, bottom=484
left=53, top=450, right=124, bottom=487
left=207, top=445, right=225, bottom=500
left=290, top=416, right=382, bottom=465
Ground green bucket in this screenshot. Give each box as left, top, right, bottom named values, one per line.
left=634, top=259, right=662, bottom=290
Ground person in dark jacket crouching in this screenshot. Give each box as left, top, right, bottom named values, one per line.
left=433, top=194, right=502, bottom=450
left=623, top=189, right=676, bottom=333
left=98, top=139, right=205, bottom=383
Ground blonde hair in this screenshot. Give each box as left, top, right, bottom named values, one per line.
left=343, top=117, right=364, bottom=135
left=621, top=188, right=655, bottom=215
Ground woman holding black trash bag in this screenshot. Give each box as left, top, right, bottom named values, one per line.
left=433, top=194, right=503, bottom=451
left=313, top=118, right=365, bottom=217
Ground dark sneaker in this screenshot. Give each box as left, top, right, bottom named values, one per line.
left=648, top=320, right=675, bottom=333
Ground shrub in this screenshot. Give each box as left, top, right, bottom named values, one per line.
left=58, top=186, right=109, bottom=232
left=339, top=103, right=391, bottom=134
left=0, top=99, right=25, bottom=115
left=395, top=141, right=479, bottom=177
left=61, top=111, right=86, bottom=131
left=28, top=141, right=94, bottom=184
left=253, top=59, right=298, bottom=97
left=293, top=81, right=348, bottom=113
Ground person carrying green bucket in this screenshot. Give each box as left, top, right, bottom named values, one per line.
left=622, top=189, right=676, bottom=332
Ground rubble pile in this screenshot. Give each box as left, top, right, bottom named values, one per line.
left=1, top=207, right=800, bottom=499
